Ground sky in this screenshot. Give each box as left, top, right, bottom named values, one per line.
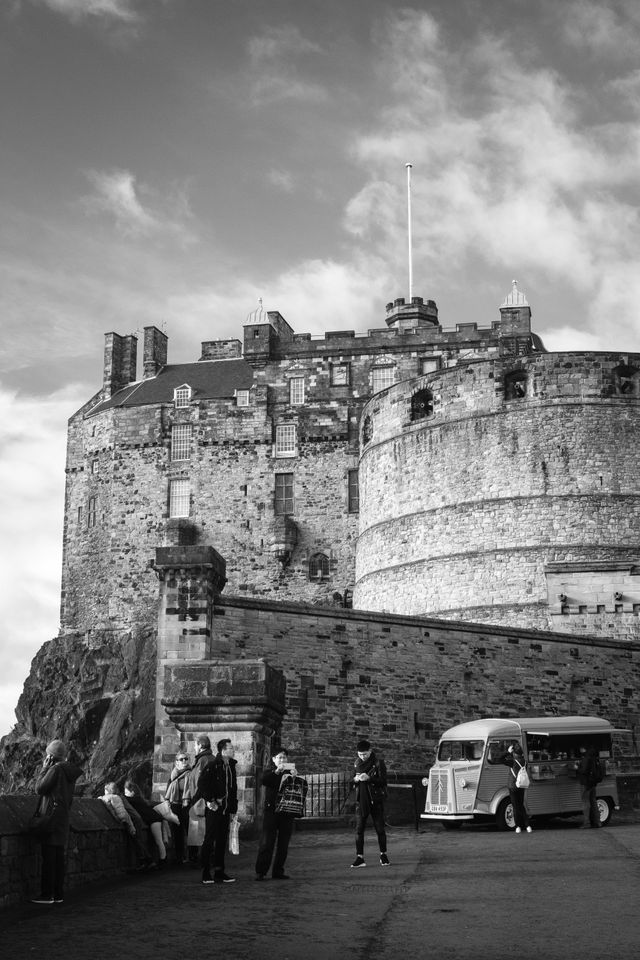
left=2, top=0, right=640, bottom=738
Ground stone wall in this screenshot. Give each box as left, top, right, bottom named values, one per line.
left=203, top=595, right=640, bottom=773
left=0, top=797, right=133, bottom=908
left=355, top=351, right=640, bottom=639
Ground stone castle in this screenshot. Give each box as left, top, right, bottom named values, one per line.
left=4, top=282, right=640, bottom=808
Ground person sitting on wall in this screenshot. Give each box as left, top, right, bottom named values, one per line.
left=350, top=739, right=390, bottom=869
left=100, top=781, right=154, bottom=871
left=30, top=739, right=83, bottom=905
left=255, top=748, right=298, bottom=881
left=123, top=780, right=167, bottom=867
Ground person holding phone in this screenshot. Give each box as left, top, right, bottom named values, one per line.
left=255, top=748, right=298, bottom=880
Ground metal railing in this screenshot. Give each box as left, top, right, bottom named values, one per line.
left=303, top=772, right=352, bottom=819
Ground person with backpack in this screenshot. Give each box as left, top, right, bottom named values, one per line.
left=501, top=742, right=532, bottom=834
left=255, top=748, right=300, bottom=880
left=350, top=739, right=390, bottom=868
left=576, top=745, right=603, bottom=828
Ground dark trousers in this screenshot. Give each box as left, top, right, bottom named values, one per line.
left=170, top=803, right=189, bottom=862
left=509, top=787, right=530, bottom=829
left=201, top=807, right=230, bottom=877
left=355, top=803, right=387, bottom=856
left=41, top=843, right=65, bottom=900
left=581, top=786, right=600, bottom=827
left=255, top=809, right=294, bottom=877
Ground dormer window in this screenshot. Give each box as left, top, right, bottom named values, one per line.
left=236, top=389, right=250, bottom=407
left=174, top=384, right=192, bottom=408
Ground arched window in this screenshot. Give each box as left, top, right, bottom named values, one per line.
left=504, top=371, right=527, bottom=400
left=309, top=553, right=330, bottom=580
left=411, top=388, right=434, bottom=421
left=362, top=415, right=373, bottom=444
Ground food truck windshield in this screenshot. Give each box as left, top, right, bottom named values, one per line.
left=437, top=739, right=484, bottom=762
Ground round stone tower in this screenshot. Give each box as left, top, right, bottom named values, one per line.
left=354, top=349, right=640, bottom=636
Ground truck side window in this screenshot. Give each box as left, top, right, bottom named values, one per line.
left=487, top=739, right=518, bottom=764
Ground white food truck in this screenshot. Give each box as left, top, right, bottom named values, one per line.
left=421, top=716, right=622, bottom=830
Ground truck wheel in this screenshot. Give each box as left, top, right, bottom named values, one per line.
left=597, top=797, right=613, bottom=826
left=496, top=798, right=516, bottom=831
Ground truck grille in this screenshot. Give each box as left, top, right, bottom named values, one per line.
left=429, top=769, right=449, bottom=806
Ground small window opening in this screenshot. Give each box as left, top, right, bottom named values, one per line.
left=411, top=388, right=433, bottom=421
left=309, top=553, right=330, bottom=580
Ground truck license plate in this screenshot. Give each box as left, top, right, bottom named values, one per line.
left=430, top=805, right=448, bottom=813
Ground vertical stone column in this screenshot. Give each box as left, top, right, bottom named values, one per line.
left=152, top=546, right=227, bottom=794
left=152, top=546, right=286, bottom=831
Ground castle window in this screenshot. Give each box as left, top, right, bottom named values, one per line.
left=309, top=553, right=330, bottom=580
left=411, top=388, right=434, bottom=421
left=236, top=389, right=250, bottom=407
left=348, top=469, right=359, bottom=513
left=275, top=423, right=297, bottom=458
left=169, top=479, right=190, bottom=518
left=171, top=424, right=191, bottom=461
left=331, top=363, right=350, bottom=386
left=91, top=459, right=98, bottom=474
left=87, top=496, right=96, bottom=528
left=420, top=356, right=441, bottom=375
left=174, top=385, right=191, bottom=408
left=274, top=473, right=294, bottom=516
left=77, top=505, right=83, bottom=525
left=372, top=365, right=395, bottom=393
left=289, top=378, right=305, bottom=405
left=362, top=415, right=373, bottom=445
left=504, top=371, right=527, bottom=400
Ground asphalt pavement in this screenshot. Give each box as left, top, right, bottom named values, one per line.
left=4, top=819, right=640, bottom=960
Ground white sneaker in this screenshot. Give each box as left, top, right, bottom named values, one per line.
left=515, top=827, right=522, bottom=834
left=526, top=826, right=533, bottom=833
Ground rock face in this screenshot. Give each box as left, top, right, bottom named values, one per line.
left=0, top=627, right=156, bottom=794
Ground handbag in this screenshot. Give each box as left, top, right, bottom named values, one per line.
left=28, top=797, right=56, bottom=840
left=275, top=775, right=308, bottom=818
left=228, top=815, right=240, bottom=855
left=515, top=761, right=530, bottom=789
left=153, top=799, right=180, bottom=825
left=187, top=810, right=206, bottom=847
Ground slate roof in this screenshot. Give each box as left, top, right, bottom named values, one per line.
left=89, top=359, right=255, bottom=414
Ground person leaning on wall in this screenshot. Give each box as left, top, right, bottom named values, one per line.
left=30, top=739, right=83, bottom=905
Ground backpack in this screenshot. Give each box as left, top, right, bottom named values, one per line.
left=514, top=760, right=530, bottom=789
left=275, top=775, right=308, bottom=818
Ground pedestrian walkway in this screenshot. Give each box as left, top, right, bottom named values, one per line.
left=5, top=822, right=640, bottom=960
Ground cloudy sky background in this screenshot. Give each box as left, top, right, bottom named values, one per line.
left=2, top=0, right=640, bottom=737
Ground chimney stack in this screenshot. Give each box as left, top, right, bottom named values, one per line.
left=143, top=326, right=168, bottom=379
left=103, top=333, right=137, bottom=399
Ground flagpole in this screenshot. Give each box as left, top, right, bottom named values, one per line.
left=406, top=162, right=413, bottom=302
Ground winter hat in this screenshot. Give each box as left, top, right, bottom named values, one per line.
left=46, top=739, right=67, bottom=759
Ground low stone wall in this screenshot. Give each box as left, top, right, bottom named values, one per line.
left=0, top=797, right=135, bottom=909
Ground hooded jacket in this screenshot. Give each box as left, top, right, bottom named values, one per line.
left=35, top=759, right=83, bottom=846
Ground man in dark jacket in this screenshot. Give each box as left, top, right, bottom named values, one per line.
left=255, top=748, right=298, bottom=880
left=350, top=739, right=390, bottom=868
left=31, top=739, right=83, bottom=905
left=576, top=745, right=602, bottom=828
left=195, top=738, right=238, bottom=884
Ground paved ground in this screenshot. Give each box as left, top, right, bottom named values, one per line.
left=4, top=819, right=640, bottom=960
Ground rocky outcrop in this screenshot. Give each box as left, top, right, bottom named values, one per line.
left=0, top=627, right=156, bottom=795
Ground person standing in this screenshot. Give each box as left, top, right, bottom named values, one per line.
left=350, top=739, right=390, bottom=868
left=502, top=743, right=532, bottom=834
left=576, top=745, right=602, bottom=828
left=31, top=739, right=83, bottom=905
left=195, top=738, right=238, bottom=884
left=183, top=735, right=215, bottom=863
left=255, top=749, right=298, bottom=880
left=165, top=752, right=191, bottom=864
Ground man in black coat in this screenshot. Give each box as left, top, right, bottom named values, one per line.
left=255, top=749, right=298, bottom=880
left=195, top=738, right=238, bottom=883
left=351, top=739, right=390, bottom=868
left=576, top=745, right=602, bottom=828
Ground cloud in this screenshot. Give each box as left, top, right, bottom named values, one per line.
left=30, top=0, right=141, bottom=22
left=559, top=0, right=640, bottom=58
left=343, top=7, right=640, bottom=341
left=266, top=168, right=295, bottom=193
left=246, top=24, right=327, bottom=105
left=82, top=169, right=196, bottom=245
left=0, top=383, right=87, bottom=737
